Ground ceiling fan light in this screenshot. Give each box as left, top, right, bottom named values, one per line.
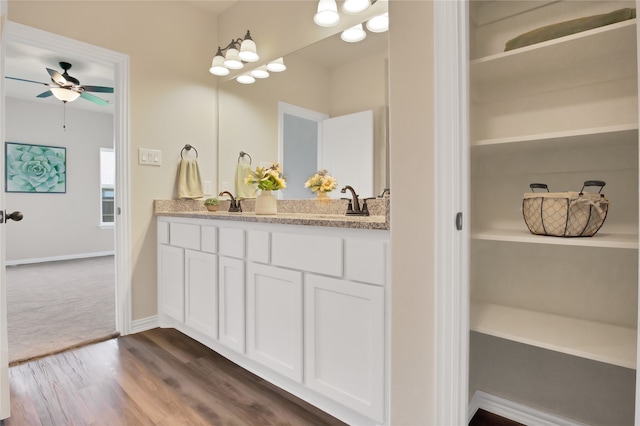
left=250, top=66, right=270, bottom=79
left=314, top=0, right=339, bottom=27
left=266, top=58, right=286, bottom=72
left=341, top=24, right=367, bottom=43
left=236, top=74, right=256, bottom=84
left=239, top=37, right=259, bottom=62
left=366, top=13, right=389, bottom=33
left=50, top=87, right=80, bottom=103
left=342, top=0, right=371, bottom=14
left=209, top=54, right=230, bottom=76
left=223, top=48, right=244, bottom=70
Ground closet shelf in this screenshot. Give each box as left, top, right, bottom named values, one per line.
left=472, top=229, right=638, bottom=249
left=470, top=19, right=637, bottom=103
left=471, top=302, right=637, bottom=369
left=471, top=124, right=638, bottom=149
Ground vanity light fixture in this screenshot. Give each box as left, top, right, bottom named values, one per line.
left=314, top=0, right=340, bottom=27
left=341, top=23, right=367, bottom=42
left=366, top=12, right=389, bottom=32
left=266, top=57, right=287, bottom=72
left=342, top=0, right=371, bottom=14
left=236, top=74, right=256, bottom=84
left=209, top=30, right=259, bottom=75
left=250, top=65, right=270, bottom=79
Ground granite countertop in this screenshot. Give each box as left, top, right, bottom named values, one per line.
left=154, top=197, right=390, bottom=230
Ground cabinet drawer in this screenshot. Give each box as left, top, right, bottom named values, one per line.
left=201, top=225, right=217, bottom=253
left=272, top=232, right=342, bottom=277
left=345, top=239, right=386, bottom=286
left=219, top=228, right=244, bottom=259
left=170, top=222, right=200, bottom=250
left=247, top=230, right=270, bottom=264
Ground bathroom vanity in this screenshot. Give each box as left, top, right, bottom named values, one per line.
left=155, top=199, right=389, bottom=425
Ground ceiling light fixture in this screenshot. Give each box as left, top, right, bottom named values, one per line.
left=314, top=0, right=340, bottom=27
left=266, top=58, right=287, bottom=72
left=342, top=0, right=371, bottom=14
left=341, top=24, right=367, bottom=43
left=209, top=30, right=259, bottom=75
left=50, top=87, right=81, bottom=103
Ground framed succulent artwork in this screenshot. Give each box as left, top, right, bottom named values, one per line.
left=5, top=142, right=66, bottom=193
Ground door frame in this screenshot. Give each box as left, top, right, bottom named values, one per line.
left=1, top=22, right=132, bottom=335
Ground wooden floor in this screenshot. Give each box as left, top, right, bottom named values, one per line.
left=5, top=328, right=346, bottom=425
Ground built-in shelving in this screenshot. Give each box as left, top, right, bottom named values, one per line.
left=470, top=19, right=637, bottom=102
left=471, top=124, right=638, bottom=149
left=470, top=303, right=637, bottom=369
left=472, top=229, right=639, bottom=250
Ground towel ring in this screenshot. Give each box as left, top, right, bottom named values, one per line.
left=238, top=151, right=252, bottom=164
left=181, top=144, right=198, bottom=158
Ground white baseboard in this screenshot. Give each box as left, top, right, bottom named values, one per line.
left=469, top=391, right=588, bottom=426
left=129, top=315, right=158, bottom=334
left=6, top=251, right=115, bottom=266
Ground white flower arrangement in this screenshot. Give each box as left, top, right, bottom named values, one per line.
left=245, top=163, right=287, bottom=191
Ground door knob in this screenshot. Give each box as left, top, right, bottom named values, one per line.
left=6, top=211, right=23, bottom=222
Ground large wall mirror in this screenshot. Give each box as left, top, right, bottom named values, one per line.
left=218, top=18, right=389, bottom=200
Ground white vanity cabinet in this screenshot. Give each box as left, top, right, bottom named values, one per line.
left=469, top=1, right=639, bottom=423
left=156, top=215, right=389, bottom=425
left=247, top=263, right=303, bottom=382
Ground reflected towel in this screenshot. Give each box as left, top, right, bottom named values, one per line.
left=178, top=158, right=204, bottom=199
left=236, top=161, right=257, bottom=199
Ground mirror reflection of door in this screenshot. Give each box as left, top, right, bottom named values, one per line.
left=279, top=102, right=374, bottom=200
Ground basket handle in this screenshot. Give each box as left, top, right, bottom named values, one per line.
left=529, top=183, right=549, bottom=192
left=580, top=180, right=606, bottom=194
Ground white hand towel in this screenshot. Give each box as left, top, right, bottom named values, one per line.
left=178, top=158, right=204, bottom=199
left=236, top=161, right=257, bottom=199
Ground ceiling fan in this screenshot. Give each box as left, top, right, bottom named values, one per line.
left=6, top=61, right=113, bottom=106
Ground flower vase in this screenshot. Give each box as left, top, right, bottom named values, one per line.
left=316, top=191, right=331, bottom=205
left=255, top=190, right=277, bottom=215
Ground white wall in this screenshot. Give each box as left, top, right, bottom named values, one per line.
left=4, top=97, right=114, bottom=262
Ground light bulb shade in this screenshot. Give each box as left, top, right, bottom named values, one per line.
left=239, top=38, right=259, bottom=62
left=236, top=74, right=256, bottom=84
left=223, top=48, right=244, bottom=69
left=314, top=0, right=339, bottom=27
left=250, top=66, right=270, bottom=79
left=209, top=54, right=230, bottom=76
left=50, top=87, right=81, bottom=102
left=342, top=0, right=370, bottom=14
left=341, top=24, right=367, bottom=43
left=366, top=13, right=389, bottom=33
left=266, top=57, right=286, bottom=72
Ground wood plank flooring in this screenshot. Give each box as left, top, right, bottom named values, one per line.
left=5, top=327, right=346, bottom=425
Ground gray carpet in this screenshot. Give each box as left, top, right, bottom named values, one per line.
left=6, top=255, right=118, bottom=365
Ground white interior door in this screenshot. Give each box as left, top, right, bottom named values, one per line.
left=322, top=110, right=374, bottom=198
left=0, top=4, right=11, bottom=419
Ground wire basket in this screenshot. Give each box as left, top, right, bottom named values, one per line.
left=522, top=180, right=609, bottom=237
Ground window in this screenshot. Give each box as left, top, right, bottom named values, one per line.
left=100, top=148, right=115, bottom=226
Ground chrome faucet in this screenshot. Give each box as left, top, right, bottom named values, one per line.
left=219, top=191, right=242, bottom=212
left=340, top=185, right=371, bottom=216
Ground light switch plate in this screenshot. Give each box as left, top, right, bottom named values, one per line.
left=138, top=148, right=162, bottom=166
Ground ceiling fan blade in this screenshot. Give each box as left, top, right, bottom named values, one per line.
left=36, top=90, right=53, bottom=98
left=5, top=76, right=50, bottom=86
left=80, top=92, right=109, bottom=106
left=46, top=68, right=67, bottom=86
left=81, top=85, right=114, bottom=93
